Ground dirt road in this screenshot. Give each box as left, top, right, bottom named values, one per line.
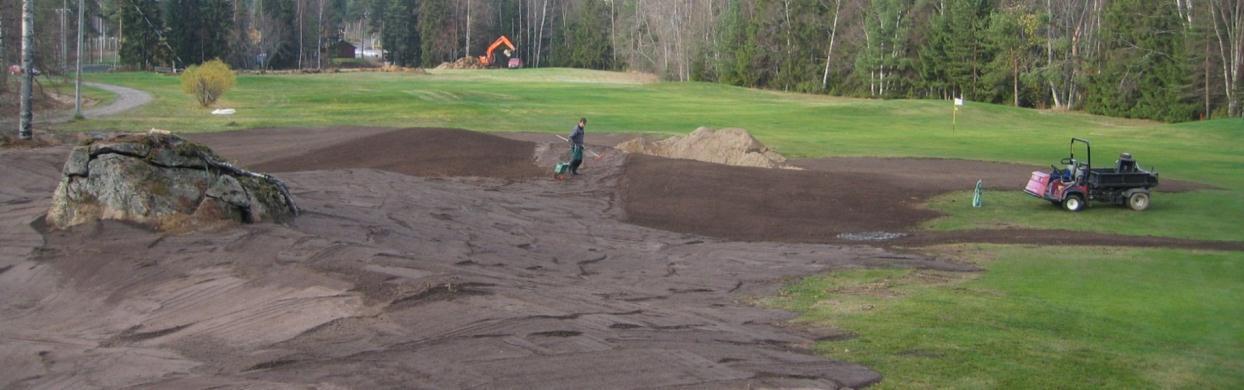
left=0, top=82, right=153, bottom=128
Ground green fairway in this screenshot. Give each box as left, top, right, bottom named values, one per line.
left=64, top=70, right=1238, bottom=183
left=925, top=190, right=1244, bottom=242
left=763, top=245, right=1244, bottom=389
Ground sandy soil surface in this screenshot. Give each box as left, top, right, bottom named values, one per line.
left=1, top=127, right=1233, bottom=389
left=1, top=128, right=975, bottom=389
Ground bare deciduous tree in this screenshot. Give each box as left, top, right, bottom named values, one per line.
left=1209, top=0, right=1242, bottom=116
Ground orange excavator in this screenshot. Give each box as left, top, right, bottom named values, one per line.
left=478, top=35, right=523, bottom=68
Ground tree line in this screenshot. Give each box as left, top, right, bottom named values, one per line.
left=2, top=0, right=1241, bottom=122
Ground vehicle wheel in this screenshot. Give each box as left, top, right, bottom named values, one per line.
left=1127, top=192, right=1150, bottom=211
left=1063, top=194, right=1085, bottom=212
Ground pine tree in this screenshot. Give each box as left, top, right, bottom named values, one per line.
left=419, top=0, right=454, bottom=67
left=555, top=0, right=611, bottom=69
left=982, top=8, right=1041, bottom=107
left=381, top=0, right=419, bottom=67
left=119, top=0, right=166, bottom=70
left=716, top=0, right=748, bottom=86
left=1084, top=0, right=1194, bottom=122
left=260, top=0, right=299, bottom=69
left=165, top=0, right=201, bottom=67
left=199, top=0, right=233, bottom=64
left=918, top=0, right=993, bottom=100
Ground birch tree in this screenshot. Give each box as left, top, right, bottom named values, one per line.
left=1209, top=0, right=1242, bottom=116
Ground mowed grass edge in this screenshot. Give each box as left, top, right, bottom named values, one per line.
left=761, top=245, right=1244, bottom=389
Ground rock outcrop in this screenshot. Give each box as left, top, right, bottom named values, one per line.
left=616, top=127, right=795, bottom=169
left=47, top=131, right=298, bottom=230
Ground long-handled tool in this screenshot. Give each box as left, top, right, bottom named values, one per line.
left=555, top=135, right=603, bottom=159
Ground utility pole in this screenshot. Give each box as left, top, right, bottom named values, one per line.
left=19, top=0, right=35, bottom=140
left=75, top=0, right=84, bottom=119
left=59, top=1, right=70, bottom=72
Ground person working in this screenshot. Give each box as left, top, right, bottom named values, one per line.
left=567, top=118, right=586, bottom=175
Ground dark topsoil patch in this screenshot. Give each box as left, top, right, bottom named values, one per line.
left=620, top=154, right=941, bottom=243
left=792, top=157, right=1212, bottom=193
left=226, top=128, right=544, bottom=179
left=621, top=154, right=1237, bottom=250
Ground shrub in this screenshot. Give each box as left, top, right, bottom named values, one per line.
left=180, top=59, right=236, bottom=107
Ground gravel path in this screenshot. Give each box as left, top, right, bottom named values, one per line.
left=0, top=82, right=152, bottom=128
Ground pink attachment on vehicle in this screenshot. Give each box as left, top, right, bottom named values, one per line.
left=1024, top=171, right=1049, bottom=197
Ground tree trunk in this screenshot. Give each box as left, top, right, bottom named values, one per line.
left=76, top=0, right=84, bottom=118
left=1209, top=0, right=1241, bottom=116
left=1013, top=52, right=1019, bottom=107
left=1, top=2, right=7, bottom=96
left=115, top=12, right=121, bottom=69
left=821, top=0, right=841, bottom=91
left=1206, top=39, right=1212, bottom=118
left=297, top=0, right=304, bottom=69
left=536, top=0, right=547, bottom=67
left=609, top=0, right=615, bottom=67
left=466, top=0, right=471, bottom=57
left=317, top=0, right=324, bottom=70
left=19, top=0, right=35, bottom=140
left=62, top=0, right=69, bottom=72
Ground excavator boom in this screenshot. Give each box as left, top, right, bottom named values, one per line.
left=478, top=35, right=518, bottom=67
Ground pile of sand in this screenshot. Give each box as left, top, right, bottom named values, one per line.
left=616, top=127, right=793, bottom=169
left=435, top=56, right=486, bottom=70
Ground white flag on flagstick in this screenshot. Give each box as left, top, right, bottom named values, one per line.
left=954, top=97, right=964, bottom=107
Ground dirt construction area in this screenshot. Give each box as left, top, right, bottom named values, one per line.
left=0, top=128, right=1235, bottom=389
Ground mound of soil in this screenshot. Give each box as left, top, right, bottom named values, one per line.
left=251, top=128, right=544, bottom=179
left=435, top=56, right=486, bottom=70
left=2, top=138, right=929, bottom=389
left=617, top=127, right=793, bottom=169
left=620, top=154, right=940, bottom=243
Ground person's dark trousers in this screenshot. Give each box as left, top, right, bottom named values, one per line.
left=569, top=145, right=584, bottom=175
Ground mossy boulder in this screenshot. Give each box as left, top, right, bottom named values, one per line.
left=47, top=132, right=298, bottom=230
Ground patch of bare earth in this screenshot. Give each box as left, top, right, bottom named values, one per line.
left=1, top=127, right=1233, bottom=389
left=4, top=127, right=963, bottom=389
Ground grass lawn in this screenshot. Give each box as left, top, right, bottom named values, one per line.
left=62, top=71, right=1239, bottom=184
left=762, top=245, right=1244, bottom=388
left=925, top=190, right=1244, bottom=242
